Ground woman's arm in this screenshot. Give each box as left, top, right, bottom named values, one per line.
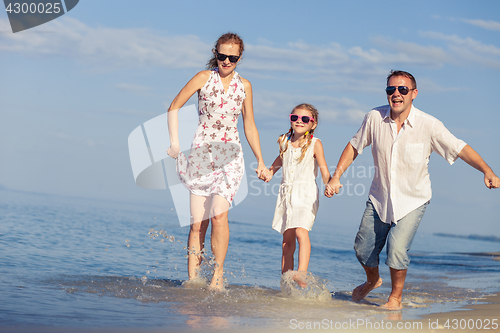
left=167, top=70, right=210, bottom=158
left=240, top=78, right=267, bottom=178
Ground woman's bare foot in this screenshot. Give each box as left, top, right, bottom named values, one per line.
left=379, top=296, right=402, bottom=311
left=352, top=277, right=383, bottom=302
left=208, top=270, right=224, bottom=291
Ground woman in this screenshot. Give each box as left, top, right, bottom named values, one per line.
left=167, top=33, right=267, bottom=290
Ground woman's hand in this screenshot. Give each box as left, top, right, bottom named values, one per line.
left=256, top=167, right=272, bottom=182
left=255, top=163, right=269, bottom=181
left=167, top=145, right=180, bottom=159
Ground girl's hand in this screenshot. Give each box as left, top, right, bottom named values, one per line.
left=255, top=170, right=269, bottom=183
left=325, top=178, right=342, bottom=197
left=263, top=168, right=273, bottom=182
left=167, top=145, right=180, bottom=159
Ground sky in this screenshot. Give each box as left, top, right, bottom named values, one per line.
left=0, top=0, right=499, bottom=236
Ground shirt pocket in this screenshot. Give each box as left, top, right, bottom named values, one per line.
left=404, top=143, right=424, bottom=164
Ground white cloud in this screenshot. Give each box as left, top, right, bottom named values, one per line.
left=370, top=36, right=451, bottom=67
left=459, top=19, right=500, bottom=31
left=419, top=31, right=500, bottom=68
left=0, top=17, right=209, bottom=69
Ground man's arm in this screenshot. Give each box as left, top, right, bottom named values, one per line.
left=325, top=142, right=359, bottom=197
left=458, top=145, right=500, bottom=189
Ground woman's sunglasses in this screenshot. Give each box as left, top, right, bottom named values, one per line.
left=216, top=52, right=240, bottom=63
left=385, top=86, right=414, bottom=96
left=290, top=114, right=315, bottom=124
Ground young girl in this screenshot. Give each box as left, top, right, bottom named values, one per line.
left=263, top=103, right=330, bottom=286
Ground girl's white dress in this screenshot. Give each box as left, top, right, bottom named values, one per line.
left=272, top=137, right=320, bottom=234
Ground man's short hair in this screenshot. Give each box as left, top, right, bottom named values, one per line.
left=387, top=70, right=417, bottom=89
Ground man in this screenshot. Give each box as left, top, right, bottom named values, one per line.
left=325, top=70, right=499, bottom=310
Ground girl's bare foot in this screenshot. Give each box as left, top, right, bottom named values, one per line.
left=292, top=272, right=308, bottom=288
left=351, top=277, right=383, bottom=302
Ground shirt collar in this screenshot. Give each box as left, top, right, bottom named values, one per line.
left=381, top=104, right=416, bottom=128
left=381, top=106, right=391, bottom=122
left=405, top=105, right=416, bottom=128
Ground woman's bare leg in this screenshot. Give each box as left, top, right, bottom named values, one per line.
left=187, top=194, right=210, bottom=280
left=208, top=195, right=230, bottom=290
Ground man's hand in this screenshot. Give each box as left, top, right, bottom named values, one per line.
left=485, top=171, right=500, bottom=189
left=325, top=177, right=343, bottom=197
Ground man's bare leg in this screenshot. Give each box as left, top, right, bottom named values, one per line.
left=352, top=264, right=383, bottom=302
left=379, top=268, right=406, bottom=310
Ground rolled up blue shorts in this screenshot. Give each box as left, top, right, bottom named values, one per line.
left=354, top=199, right=428, bottom=270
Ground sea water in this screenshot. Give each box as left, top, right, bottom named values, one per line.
left=0, top=189, right=499, bottom=330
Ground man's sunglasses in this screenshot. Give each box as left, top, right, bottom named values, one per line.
left=216, top=52, right=240, bottom=63
left=385, top=86, right=414, bottom=96
left=290, top=114, right=315, bottom=124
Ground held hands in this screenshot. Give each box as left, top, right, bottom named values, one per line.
left=324, top=177, right=343, bottom=198
left=255, top=164, right=272, bottom=182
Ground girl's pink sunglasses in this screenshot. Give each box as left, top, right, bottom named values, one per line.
left=290, top=114, right=315, bottom=124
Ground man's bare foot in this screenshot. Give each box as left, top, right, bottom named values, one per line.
left=292, top=272, right=308, bottom=288
left=352, top=277, right=383, bottom=302
left=379, top=296, right=402, bottom=311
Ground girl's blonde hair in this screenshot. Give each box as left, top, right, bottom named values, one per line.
left=206, top=32, right=245, bottom=70
left=277, top=103, right=319, bottom=163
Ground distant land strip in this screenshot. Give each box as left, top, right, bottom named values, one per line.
left=434, top=233, right=500, bottom=243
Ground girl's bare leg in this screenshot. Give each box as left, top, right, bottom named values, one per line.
left=208, top=195, right=230, bottom=290
left=188, top=194, right=210, bottom=280
left=281, top=229, right=296, bottom=274
left=295, top=228, right=310, bottom=272
left=294, top=228, right=310, bottom=288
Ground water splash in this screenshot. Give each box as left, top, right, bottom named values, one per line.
left=148, top=228, right=179, bottom=243
left=280, top=271, right=332, bottom=301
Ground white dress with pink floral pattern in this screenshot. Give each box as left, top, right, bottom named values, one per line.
left=176, top=69, right=246, bottom=204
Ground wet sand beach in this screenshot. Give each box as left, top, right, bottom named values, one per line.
left=1, top=293, right=499, bottom=332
